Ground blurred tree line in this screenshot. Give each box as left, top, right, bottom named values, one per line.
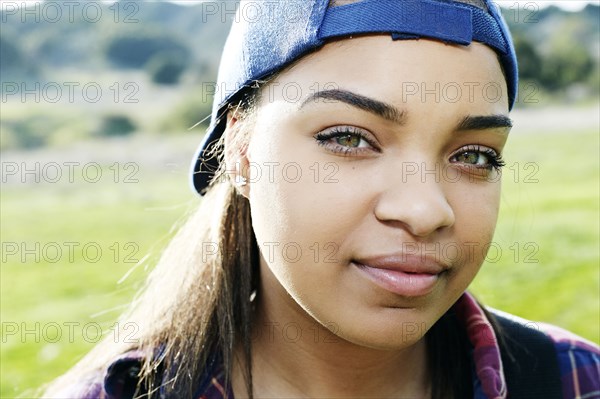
left=1, top=1, right=228, bottom=85
left=0, top=2, right=598, bottom=149
left=503, top=5, right=599, bottom=99
left=2, top=2, right=597, bottom=92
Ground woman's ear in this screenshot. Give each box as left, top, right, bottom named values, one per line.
left=224, top=110, right=251, bottom=199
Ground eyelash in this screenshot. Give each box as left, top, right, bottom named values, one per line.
left=450, top=145, right=506, bottom=172
left=314, top=127, right=505, bottom=172
left=314, top=126, right=379, bottom=156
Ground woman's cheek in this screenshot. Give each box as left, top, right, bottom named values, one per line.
left=460, top=184, right=500, bottom=240
left=446, top=179, right=501, bottom=274
left=250, top=178, right=346, bottom=269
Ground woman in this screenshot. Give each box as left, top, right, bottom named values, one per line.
left=45, top=0, right=599, bottom=398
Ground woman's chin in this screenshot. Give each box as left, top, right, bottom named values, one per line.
left=318, top=310, right=435, bottom=351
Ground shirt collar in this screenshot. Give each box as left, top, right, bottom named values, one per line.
left=454, top=291, right=507, bottom=399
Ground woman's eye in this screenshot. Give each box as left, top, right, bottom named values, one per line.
left=451, top=146, right=505, bottom=172
left=314, top=126, right=378, bottom=155
left=455, top=151, right=488, bottom=166
left=334, top=134, right=368, bottom=148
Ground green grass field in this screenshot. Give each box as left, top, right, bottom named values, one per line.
left=1, top=128, right=599, bottom=398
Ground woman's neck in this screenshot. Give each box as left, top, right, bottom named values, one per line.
left=231, top=283, right=431, bottom=399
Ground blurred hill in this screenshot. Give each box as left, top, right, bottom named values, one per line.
left=1, top=1, right=230, bottom=81
left=1, top=1, right=599, bottom=149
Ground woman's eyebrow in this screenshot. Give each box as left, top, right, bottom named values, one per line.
left=456, top=115, right=513, bottom=131
left=299, top=89, right=513, bottom=133
left=299, top=89, right=406, bottom=124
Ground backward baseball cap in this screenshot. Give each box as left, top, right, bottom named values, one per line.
left=190, top=0, right=518, bottom=195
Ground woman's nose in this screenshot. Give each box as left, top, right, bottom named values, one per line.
left=373, top=162, right=456, bottom=237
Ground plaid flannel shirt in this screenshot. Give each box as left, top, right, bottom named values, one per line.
left=54, top=292, right=600, bottom=399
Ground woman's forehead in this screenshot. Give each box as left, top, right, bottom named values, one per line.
left=260, top=36, right=509, bottom=114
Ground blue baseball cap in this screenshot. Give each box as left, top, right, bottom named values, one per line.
left=190, top=0, right=518, bottom=195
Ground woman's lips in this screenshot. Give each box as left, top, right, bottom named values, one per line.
left=352, top=254, right=447, bottom=297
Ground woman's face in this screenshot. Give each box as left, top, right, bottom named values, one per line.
left=238, top=36, right=511, bottom=349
